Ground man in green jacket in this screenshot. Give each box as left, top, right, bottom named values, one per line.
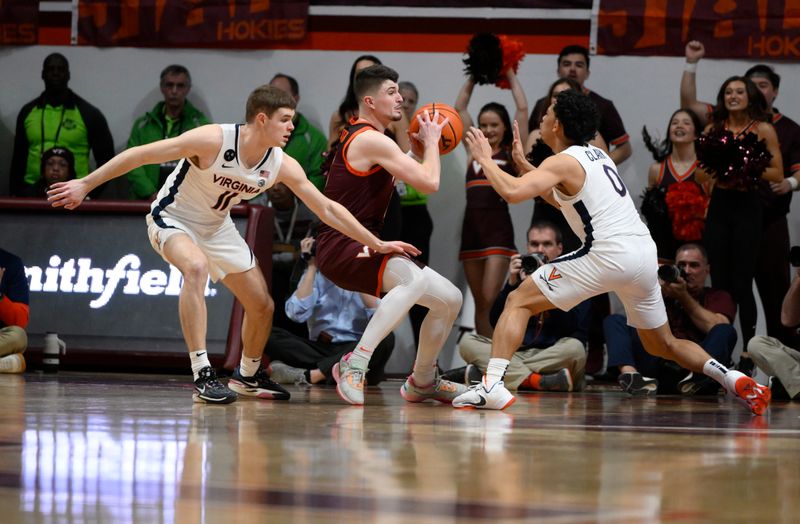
left=126, top=65, right=210, bottom=199
left=269, top=73, right=328, bottom=191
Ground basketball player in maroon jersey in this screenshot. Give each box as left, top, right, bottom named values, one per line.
left=316, top=64, right=467, bottom=405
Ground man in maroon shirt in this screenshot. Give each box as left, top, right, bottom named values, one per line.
left=681, top=41, right=800, bottom=356
left=529, top=45, right=631, bottom=165
left=604, top=243, right=737, bottom=395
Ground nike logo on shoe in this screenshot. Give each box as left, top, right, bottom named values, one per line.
left=468, top=396, right=487, bottom=407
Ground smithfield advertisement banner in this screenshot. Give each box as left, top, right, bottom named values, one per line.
left=78, top=0, right=308, bottom=48
left=597, top=0, right=800, bottom=61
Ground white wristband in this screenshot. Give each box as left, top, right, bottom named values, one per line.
left=787, top=176, right=799, bottom=191
left=684, top=62, right=697, bottom=73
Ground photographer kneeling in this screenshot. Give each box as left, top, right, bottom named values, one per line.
left=456, top=221, right=590, bottom=392
left=604, top=243, right=737, bottom=395
left=746, top=247, right=800, bottom=401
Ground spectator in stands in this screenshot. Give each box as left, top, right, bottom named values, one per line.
left=17, top=146, right=78, bottom=198
left=265, top=234, right=394, bottom=386
left=266, top=182, right=317, bottom=336
left=747, top=263, right=800, bottom=401
left=456, top=68, right=528, bottom=337
left=125, top=65, right=209, bottom=200
left=269, top=73, right=327, bottom=192
left=447, top=221, right=589, bottom=391
left=681, top=40, right=800, bottom=361
left=0, top=248, right=29, bottom=374
left=10, top=53, right=114, bottom=197
left=528, top=45, right=631, bottom=165
left=641, top=108, right=707, bottom=260
left=604, top=243, right=737, bottom=395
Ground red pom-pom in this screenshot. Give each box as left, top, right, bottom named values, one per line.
left=665, top=181, right=708, bottom=241
left=495, top=35, right=524, bottom=89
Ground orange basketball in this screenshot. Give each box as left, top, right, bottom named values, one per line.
left=408, top=103, right=463, bottom=155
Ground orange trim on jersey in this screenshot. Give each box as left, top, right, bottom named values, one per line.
left=609, top=133, right=630, bottom=146
left=459, top=248, right=517, bottom=260
left=342, top=125, right=382, bottom=177
left=657, top=161, right=666, bottom=185
left=791, top=163, right=800, bottom=174
left=374, top=254, right=392, bottom=296
left=772, top=112, right=783, bottom=124
left=465, top=179, right=494, bottom=189
left=667, top=157, right=698, bottom=183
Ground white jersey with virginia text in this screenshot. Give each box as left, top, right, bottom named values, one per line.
left=150, top=123, right=282, bottom=234
left=552, top=144, right=649, bottom=252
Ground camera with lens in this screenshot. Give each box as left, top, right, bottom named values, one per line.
left=791, top=246, right=800, bottom=268
left=657, top=264, right=687, bottom=283
left=520, top=253, right=547, bottom=276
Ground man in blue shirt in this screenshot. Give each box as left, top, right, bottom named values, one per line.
left=265, top=235, right=394, bottom=385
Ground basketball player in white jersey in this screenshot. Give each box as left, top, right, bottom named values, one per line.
left=453, top=90, right=771, bottom=415
left=48, top=85, right=418, bottom=404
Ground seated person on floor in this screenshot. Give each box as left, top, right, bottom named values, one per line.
left=265, top=234, right=394, bottom=385
left=445, top=221, right=589, bottom=392
left=747, top=256, right=800, bottom=401
left=0, top=247, right=30, bottom=374
left=604, top=242, right=736, bottom=395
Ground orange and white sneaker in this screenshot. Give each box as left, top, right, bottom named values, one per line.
left=724, top=370, right=771, bottom=416
left=332, top=353, right=367, bottom=406
left=400, top=375, right=468, bottom=404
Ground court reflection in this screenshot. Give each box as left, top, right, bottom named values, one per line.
left=2, top=377, right=799, bottom=523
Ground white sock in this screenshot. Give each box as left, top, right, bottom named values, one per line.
left=485, top=358, right=510, bottom=388
left=703, top=358, right=730, bottom=386
left=240, top=355, right=262, bottom=377
left=411, top=363, right=436, bottom=387
left=190, top=350, right=211, bottom=380
left=349, top=346, right=372, bottom=369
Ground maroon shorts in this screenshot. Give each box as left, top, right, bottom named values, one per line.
left=316, top=230, right=423, bottom=296
left=459, top=207, right=517, bottom=260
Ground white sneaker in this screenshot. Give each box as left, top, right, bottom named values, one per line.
left=452, top=379, right=516, bottom=410
left=0, top=354, right=26, bottom=374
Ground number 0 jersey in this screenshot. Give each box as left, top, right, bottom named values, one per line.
left=150, top=124, right=282, bottom=234
left=553, top=144, right=650, bottom=249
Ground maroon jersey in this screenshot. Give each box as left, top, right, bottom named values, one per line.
left=759, top=110, right=800, bottom=221
left=466, top=148, right=515, bottom=209
left=319, top=120, right=395, bottom=236
left=316, top=119, right=419, bottom=296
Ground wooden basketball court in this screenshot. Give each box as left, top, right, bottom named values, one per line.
left=0, top=372, right=797, bottom=523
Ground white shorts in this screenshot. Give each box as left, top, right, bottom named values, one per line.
left=145, top=214, right=254, bottom=282
left=531, top=236, right=667, bottom=329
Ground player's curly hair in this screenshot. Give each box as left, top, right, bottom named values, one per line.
left=552, top=90, right=599, bottom=146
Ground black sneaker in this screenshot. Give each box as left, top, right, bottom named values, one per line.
left=539, top=368, right=574, bottom=392
left=769, top=376, right=793, bottom=401
left=618, top=372, right=658, bottom=396
left=194, top=366, right=238, bottom=404
left=678, top=372, right=720, bottom=396
left=229, top=365, right=290, bottom=400
left=465, top=363, right=483, bottom=385
left=439, top=366, right=467, bottom=384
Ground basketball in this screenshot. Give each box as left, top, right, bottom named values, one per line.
left=408, top=103, right=463, bottom=155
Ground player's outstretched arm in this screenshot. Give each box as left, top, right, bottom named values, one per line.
left=280, top=156, right=420, bottom=257
left=48, top=125, right=221, bottom=210
left=465, top=127, right=562, bottom=203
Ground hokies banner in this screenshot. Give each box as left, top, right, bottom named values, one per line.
left=597, top=0, right=800, bottom=61
left=77, top=0, right=308, bottom=48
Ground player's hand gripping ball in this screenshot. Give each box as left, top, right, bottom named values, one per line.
left=408, top=103, right=463, bottom=155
